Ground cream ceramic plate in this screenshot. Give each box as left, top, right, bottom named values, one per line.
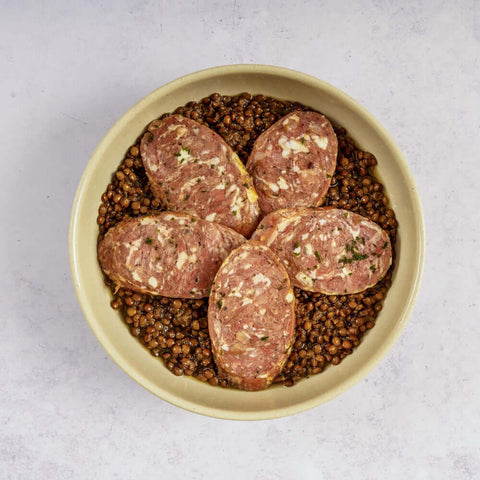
left=70, top=65, right=425, bottom=420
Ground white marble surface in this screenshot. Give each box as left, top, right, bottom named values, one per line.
left=1, top=1, right=479, bottom=478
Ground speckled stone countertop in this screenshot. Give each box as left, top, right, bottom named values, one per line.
left=1, top=1, right=479, bottom=478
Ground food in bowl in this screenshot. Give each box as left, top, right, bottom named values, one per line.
left=96, top=92, right=398, bottom=389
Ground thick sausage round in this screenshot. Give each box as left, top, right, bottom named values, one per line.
left=208, top=241, right=296, bottom=391
left=246, top=111, right=337, bottom=216
left=252, top=208, right=392, bottom=294
left=140, top=115, right=260, bottom=237
left=98, top=212, right=245, bottom=298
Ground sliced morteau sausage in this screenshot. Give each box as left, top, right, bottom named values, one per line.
left=208, top=241, right=295, bottom=391
left=246, top=110, right=338, bottom=216
left=98, top=212, right=245, bottom=299
left=140, top=115, right=260, bottom=237
left=252, top=208, right=392, bottom=295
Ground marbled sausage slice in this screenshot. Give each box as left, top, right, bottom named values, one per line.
left=246, top=111, right=338, bottom=216
left=98, top=212, right=245, bottom=299
left=140, top=115, right=260, bottom=237
left=208, top=241, right=295, bottom=391
left=252, top=208, right=392, bottom=295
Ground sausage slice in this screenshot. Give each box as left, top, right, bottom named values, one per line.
left=98, top=212, right=245, bottom=298
left=140, top=115, right=260, bottom=237
left=252, top=208, right=392, bottom=294
left=246, top=111, right=337, bottom=216
left=208, top=241, right=296, bottom=390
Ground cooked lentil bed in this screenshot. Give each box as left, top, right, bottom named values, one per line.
left=97, top=92, right=397, bottom=388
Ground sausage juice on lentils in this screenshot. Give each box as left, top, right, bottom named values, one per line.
left=97, top=92, right=397, bottom=388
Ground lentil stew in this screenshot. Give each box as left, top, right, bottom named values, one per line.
left=96, top=92, right=397, bottom=388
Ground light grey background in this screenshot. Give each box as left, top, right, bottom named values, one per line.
left=1, top=1, right=479, bottom=479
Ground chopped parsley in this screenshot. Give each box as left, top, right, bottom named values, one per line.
left=174, top=146, right=190, bottom=156
left=147, top=133, right=154, bottom=143
left=293, top=241, right=301, bottom=257
left=300, top=137, right=306, bottom=144
left=370, top=265, right=377, bottom=272
left=382, top=241, right=388, bottom=249
left=314, top=251, right=323, bottom=263
left=196, top=178, right=201, bottom=183
left=260, top=336, right=269, bottom=341
left=175, top=146, right=190, bottom=163
left=339, top=252, right=368, bottom=265
left=343, top=212, right=348, bottom=218
left=339, top=238, right=368, bottom=264
left=356, top=236, right=366, bottom=245
left=232, top=210, right=238, bottom=216
left=243, top=182, right=249, bottom=187
left=217, top=300, right=223, bottom=310
left=145, top=237, right=153, bottom=245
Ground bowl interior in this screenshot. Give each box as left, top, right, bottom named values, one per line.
left=70, top=65, right=424, bottom=420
